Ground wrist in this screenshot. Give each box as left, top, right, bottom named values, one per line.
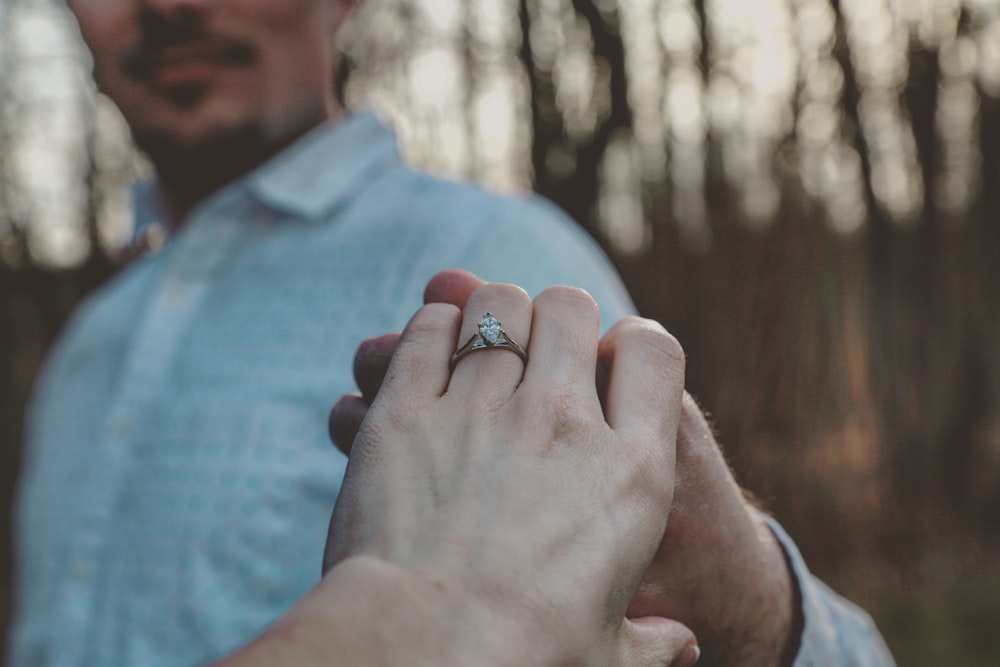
left=756, top=519, right=799, bottom=666
left=209, top=559, right=391, bottom=666
left=722, top=515, right=797, bottom=667
left=325, top=556, right=541, bottom=667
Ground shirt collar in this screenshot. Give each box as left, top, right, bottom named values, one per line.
left=246, top=109, right=400, bottom=220
left=132, top=109, right=400, bottom=233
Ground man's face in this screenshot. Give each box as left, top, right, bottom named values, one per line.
left=69, top=0, right=350, bottom=154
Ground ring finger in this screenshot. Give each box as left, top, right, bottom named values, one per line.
left=447, top=282, right=533, bottom=403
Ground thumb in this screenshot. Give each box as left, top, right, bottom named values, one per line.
left=619, top=616, right=700, bottom=667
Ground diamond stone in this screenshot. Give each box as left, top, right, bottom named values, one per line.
left=479, top=312, right=501, bottom=345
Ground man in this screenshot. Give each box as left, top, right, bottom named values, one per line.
left=10, top=0, right=893, bottom=665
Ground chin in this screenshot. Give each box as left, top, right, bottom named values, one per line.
left=131, top=104, right=256, bottom=153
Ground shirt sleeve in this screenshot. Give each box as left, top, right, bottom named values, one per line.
left=765, top=516, right=897, bottom=667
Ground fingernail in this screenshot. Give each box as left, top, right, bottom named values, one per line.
left=685, top=642, right=701, bottom=666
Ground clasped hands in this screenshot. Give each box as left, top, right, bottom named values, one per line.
left=317, top=270, right=798, bottom=667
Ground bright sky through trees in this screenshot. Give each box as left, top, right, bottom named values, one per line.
left=2, top=0, right=998, bottom=266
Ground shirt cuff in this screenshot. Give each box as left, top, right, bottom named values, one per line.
left=763, top=515, right=897, bottom=667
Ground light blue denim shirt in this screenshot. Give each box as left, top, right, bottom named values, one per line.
left=10, top=110, right=892, bottom=666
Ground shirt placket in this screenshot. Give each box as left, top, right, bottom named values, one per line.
left=66, top=197, right=248, bottom=664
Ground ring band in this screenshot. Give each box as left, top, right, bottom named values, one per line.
left=450, top=312, right=528, bottom=371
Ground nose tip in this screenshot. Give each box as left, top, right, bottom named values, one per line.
left=137, top=0, right=210, bottom=25
left=138, top=0, right=209, bottom=10
left=136, top=0, right=211, bottom=43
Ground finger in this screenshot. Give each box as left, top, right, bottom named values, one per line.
left=596, top=350, right=611, bottom=412
left=673, top=393, right=732, bottom=493
left=353, top=333, right=400, bottom=403
left=447, top=283, right=532, bottom=399
left=522, top=286, right=601, bottom=399
left=599, top=317, right=685, bottom=440
left=374, top=302, right=462, bottom=407
left=327, top=393, right=369, bottom=456
left=423, top=268, right=485, bottom=307
left=619, top=617, right=700, bottom=667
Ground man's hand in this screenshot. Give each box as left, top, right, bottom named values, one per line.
left=324, top=280, right=699, bottom=667
left=329, top=268, right=797, bottom=666
left=625, top=394, right=797, bottom=666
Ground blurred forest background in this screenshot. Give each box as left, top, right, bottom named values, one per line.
left=1, top=0, right=998, bottom=664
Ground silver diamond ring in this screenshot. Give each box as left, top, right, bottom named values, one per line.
left=450, top=312, right=528, bottom=371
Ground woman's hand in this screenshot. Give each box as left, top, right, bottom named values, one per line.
left=323, top=281, right=698, bottom=667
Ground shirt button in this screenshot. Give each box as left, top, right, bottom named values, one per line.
left=69, top=563, right=93, bottom=584
left=111, top=419, right=132, bottom=440
left=166, top=285, right=188, bottom=307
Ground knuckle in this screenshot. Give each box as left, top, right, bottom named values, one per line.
left=490, top=281, right=532, bottom=301
left=618, top=317, right=686, bottom=365
left=364, top=395, right=434, bottom=454
left=537, top=388, right=593, bottom=443
left=630, top=448, right=674, bottom=510
left=535, top=284, right=598, bottom=311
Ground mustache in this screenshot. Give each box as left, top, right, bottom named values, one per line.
left=121, top=11, right=256, bottom=79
